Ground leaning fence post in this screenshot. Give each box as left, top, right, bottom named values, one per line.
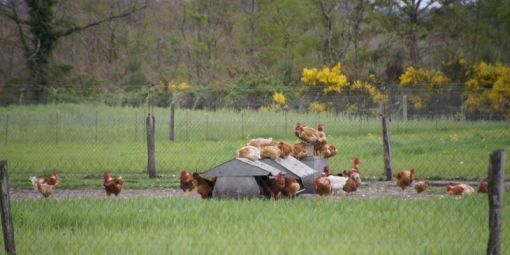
left=381, top=102, right=393, bottom=181
left=146, top=114, right=157, bottom=178
left=487, top=149, right=505, bottom=255
left=0, top=161, right=16, bottom=255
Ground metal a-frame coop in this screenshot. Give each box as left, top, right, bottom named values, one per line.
left=202, top=153, right=328, bottom=198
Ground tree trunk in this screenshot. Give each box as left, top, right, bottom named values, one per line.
left=317, top=0, right=334, bottom=65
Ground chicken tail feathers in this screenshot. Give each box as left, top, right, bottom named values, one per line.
left=30, top=176, right=39, bottom=190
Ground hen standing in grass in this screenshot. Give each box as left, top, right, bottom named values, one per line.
left=261, top=172, right=286, bottom=200
left=314, top=173, right=332, bottom=197
left=103, top=171, right=124, bottom=197
left=396, top=168, right=415, bottom=197
left=414, top=181, right=429, bottom=195
left=30, top=176, right=56, bottom=198
left=192, top=172, right=216, bottom=199
left=30, top=169, right=61, bottom=198
left=339, top=157, right=361, bottom=177
left=43, top=169, right=60, bottom=187
left=282, top=177, right=300, bottom=199
left=322, top=166, right=348, bottom=195
left=478, top=181, right=488, bottom=193
left=180, top=171, right=195, bottom=192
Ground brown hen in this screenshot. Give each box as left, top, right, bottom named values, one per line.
left=396, top=168, right=415, bottom=197
left=314, top=173, right=332, bottom=197
left=103, top=171, right=124, bottom=197
left=192, top=173, right=215, bottom=199
left=414, top=181, right=429, bottom=195
left=180, top=171, right=195, bottom=192
left=282, top=177, right=300, bottom=199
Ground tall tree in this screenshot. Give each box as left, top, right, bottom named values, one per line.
left=0, top=0, right=146, bottom=102
left=315, top=0, right=338, bottom=65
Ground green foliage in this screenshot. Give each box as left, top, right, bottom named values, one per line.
left=2, top=0, right=510, bottom=106
left=189, top=75, right=295, bottom=110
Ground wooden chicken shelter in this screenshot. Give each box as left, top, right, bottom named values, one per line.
left=202, top=154, right=327, bottom=198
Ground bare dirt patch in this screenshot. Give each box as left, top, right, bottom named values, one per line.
left=13, top=180, right=504, bottom=201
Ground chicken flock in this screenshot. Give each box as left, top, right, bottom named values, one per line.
left=30, top=122, right=490, bottom=200
left=30, top=170, right=125, bottom=199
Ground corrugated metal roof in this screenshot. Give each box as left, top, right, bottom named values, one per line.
left=275, top=156, right=317, bottom=176
left=238, top=157, right=283, bottom=176
left=260, top=156, right=317, bottom=178
left=259, top=158, right=299, bottom=179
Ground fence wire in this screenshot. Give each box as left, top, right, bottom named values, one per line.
left=0, top=86, right=508, bottom=254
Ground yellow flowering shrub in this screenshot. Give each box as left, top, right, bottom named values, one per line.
left=301, top=64, right=349, bottom=95
left=309, top=101, right=326, bottom=113
left=272, top=92, right=286, bottom=105
left=399, top=66, right=450, bottom=110
left=259, top=92, right=287, bottom=111
left=351, top=79, right=386, bottom=103
left=301, top=64, right=386, bottom=113
left=465, top=62, right=510, bottom=117
left=400, top=67, right=450, bottom=90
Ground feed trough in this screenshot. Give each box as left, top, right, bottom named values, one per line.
left=202, top=154, right=328, bottom=198
left=201, top=157, right=284, bottom=199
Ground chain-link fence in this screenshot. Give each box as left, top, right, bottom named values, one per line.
left=0, top=85, right=508, bottom=254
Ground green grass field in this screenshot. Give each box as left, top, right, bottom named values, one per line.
left=1, top=104, right=508, bottom=254
left=8, top=195, right=509, bottom=255
left=0, top=104, right=509, bottom=189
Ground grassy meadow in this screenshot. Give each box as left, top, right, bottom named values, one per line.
left=0, top=104, right=509, bottom=189
left=8, top=195, right=509, bottom=255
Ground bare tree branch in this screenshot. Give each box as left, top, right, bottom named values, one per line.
left=57, top=4, right=147, bottom=38
left=0, top=1, right=31, bottom=54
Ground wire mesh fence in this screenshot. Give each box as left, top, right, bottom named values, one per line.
left=0, top=85, right=509, bottom=254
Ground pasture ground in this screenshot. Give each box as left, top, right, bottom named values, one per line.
left=11, top=180, right=510, bottom=200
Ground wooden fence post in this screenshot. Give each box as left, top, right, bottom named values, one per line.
left=168, top=102, right=175, bottom=141
left=381, top=103, right=393, bottom=181
left=402, top=95, right=408, bottom=121
left=146, top=114, right=157, bottom=178
left=487, top=149, right=505, bottom=255
left=0, top=161, right=16, bottom=255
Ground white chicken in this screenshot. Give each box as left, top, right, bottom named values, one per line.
left=30, top=176, right=56, bottom=198
left=322, top=166, right=348, bottom=195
